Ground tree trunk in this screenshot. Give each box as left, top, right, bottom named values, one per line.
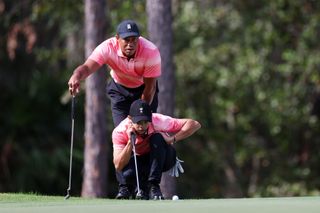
left=222, top=140, right=243, bottom=198
left=146, top=0, right=175, bottom=199
left=81, top=0, right=109, bottom=198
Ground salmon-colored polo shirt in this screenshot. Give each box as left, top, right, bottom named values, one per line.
left=112, top=113, right=185, bottom=155
left=88, top=36, right=161, bottom=88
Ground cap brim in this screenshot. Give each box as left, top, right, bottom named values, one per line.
left=132, top=115, right=152, bottom=123
left=119, top=32, right=140, bottom=39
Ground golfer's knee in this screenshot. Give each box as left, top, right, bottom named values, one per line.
left=150, top=133, right=166, bottom=149
left=122, top=168, right=135, bottom=180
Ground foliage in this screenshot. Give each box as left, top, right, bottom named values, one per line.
left=174, top=0, right=320, bottom=198
left=0, top=0, right=84, bottom=195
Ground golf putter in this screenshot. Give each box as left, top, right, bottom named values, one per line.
left=65, top=96, right=75, bottom=200
left=130, top=132, right=142, bottom=199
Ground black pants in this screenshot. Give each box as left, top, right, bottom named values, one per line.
left=106, top=79, right=158, bottom=126
left=116, top=133, right=176, bottom=190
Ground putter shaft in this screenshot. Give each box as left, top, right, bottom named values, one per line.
left=130, top=132, right=142, bottom=197
left=65, top=96, right=75, bottom=200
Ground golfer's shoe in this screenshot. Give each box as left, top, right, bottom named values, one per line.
left=149, top=184, right=164, bottom=200
left=115, top=185, right=132, bottom=199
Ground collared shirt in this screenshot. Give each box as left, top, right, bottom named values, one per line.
left=88, top=36, right=161, bottom=88
left=112, top=113, right=185, bottom=155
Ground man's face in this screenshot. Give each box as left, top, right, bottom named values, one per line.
left=132, top=120, right=149, bottom=135
left=117, top=36, right=138, bottom=58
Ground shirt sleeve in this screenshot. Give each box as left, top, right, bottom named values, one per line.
left=152, top=114, right=184, bottom=133
left=88, top=40, right=111, bottom=66
left=112, top=128, right=128, bottom=151
left=143, top=48, right=161, bottom=78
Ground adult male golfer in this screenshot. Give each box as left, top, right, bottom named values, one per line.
left=112, top=99, right=201, bottom=200
left=68, top=20, right=161, bottom=126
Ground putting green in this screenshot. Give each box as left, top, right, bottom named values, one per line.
left=0, top=193, right=319, bottom=213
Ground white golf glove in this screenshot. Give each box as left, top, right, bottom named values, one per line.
left=169, top=157, right=184, bottom=177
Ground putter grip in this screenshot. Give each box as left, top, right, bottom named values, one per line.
left=130, top=132, right=136, bottom=146
left=71, top=96, right=75, bottom=119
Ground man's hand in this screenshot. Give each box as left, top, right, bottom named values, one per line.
left=126, top=122, right=136, bottom=144
left=68, top=74, right=81, bottom=96
left=68, top=60, right=101, bottom=96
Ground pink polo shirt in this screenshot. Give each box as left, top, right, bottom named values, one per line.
left=112, top=113, right=185, bottom=155
left=88, top=36, right=161, bottom=88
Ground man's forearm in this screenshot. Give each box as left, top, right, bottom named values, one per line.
left=141, top=85, right=155, bottom=104
left=113, top=141, right=132, bottom=171
left=174, top=120, right=201, bottom=142
left=73, top=65, right=90, bottom=81
left=141, top=78, right=157, bottom=104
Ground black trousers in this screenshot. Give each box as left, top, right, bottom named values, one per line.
left=106, top=79, right=158, bottom=126
left=116, top=133, right=176, bottom=190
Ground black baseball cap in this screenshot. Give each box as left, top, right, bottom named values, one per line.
left=116, top=20, right=140, bottom=39
left=129, top=99, right=152, bottom=123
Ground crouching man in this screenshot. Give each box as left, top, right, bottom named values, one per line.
left=112, top=99, right=201, bottom=200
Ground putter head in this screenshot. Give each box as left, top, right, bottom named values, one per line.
left=64, top=193, right=70, bottom=200
left=135, top=190, right=143, bottom=200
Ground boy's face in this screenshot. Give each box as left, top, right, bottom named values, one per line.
left=132, top=120, right=149, bottom=135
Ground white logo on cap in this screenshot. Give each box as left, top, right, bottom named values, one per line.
left=139, top=107, right=143, bottom=114
left=127, top=24, right=131, bottom=30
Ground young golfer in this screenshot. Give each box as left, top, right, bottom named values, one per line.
left=112, top=99, right=201, bottom=200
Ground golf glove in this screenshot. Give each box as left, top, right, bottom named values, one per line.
left=169, top=157, right=184, bottom=177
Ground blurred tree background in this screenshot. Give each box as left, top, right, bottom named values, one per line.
left=0, top=0, right=320, bottom=199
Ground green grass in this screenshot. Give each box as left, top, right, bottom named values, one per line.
left=0, top=193, right=319, bottom=213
